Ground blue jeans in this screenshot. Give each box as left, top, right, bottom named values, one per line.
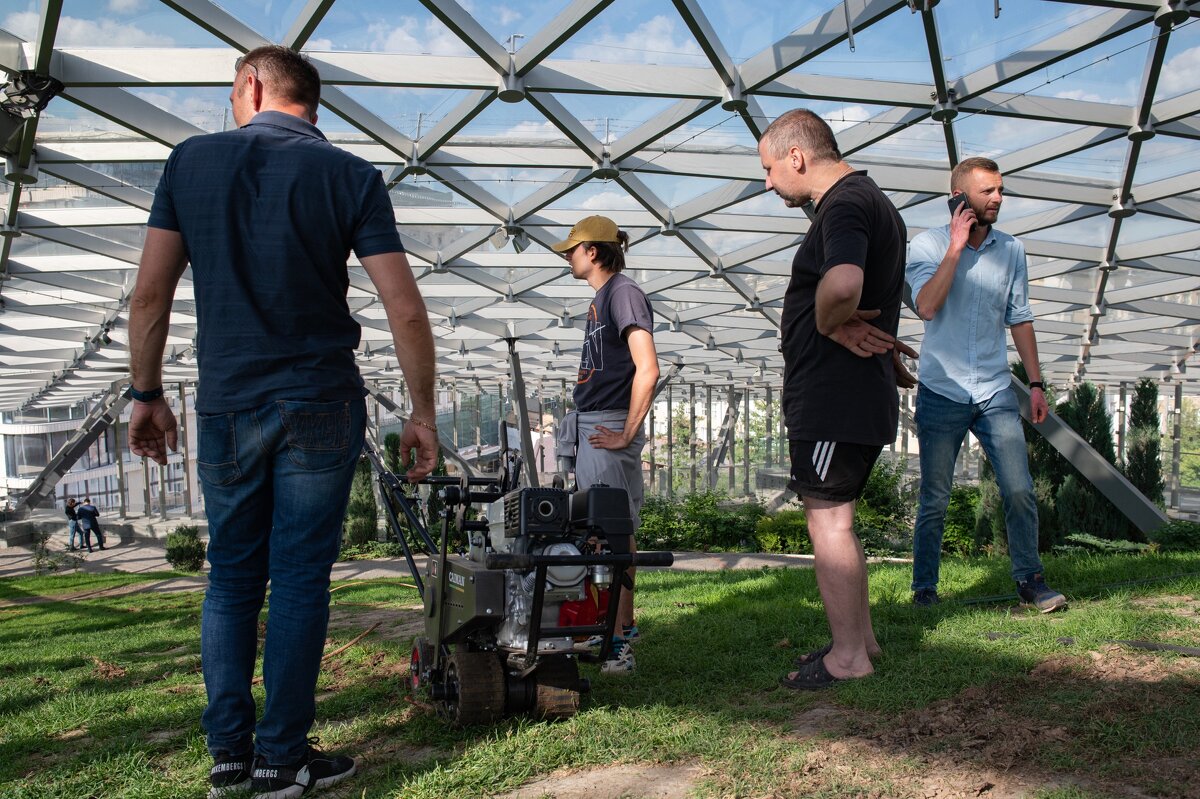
left=911, top=385, right=1043, bottom=590
left=199, top=398, right=365, bottom=764
left=68, top=519, right=83, bottom=549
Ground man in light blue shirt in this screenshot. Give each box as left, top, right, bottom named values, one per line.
left=905, top=157, right=1066, bottom=613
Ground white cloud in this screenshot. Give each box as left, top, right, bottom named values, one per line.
left=107, top=0, right=145, bottom=13
left=1159, top=46, right=1200, bottom=98
left=131, top=90, right=227, bottom=131
left=367, top=16, right=473, bottom=56
left=825, top=105, right=872, bottom=134
left=581, top=190, right=641, bottom=211
left=1053, top=88, right=1110, bottom=104
left=497, top=120, right=562, bottom=140
left=3, top=11, right=173, bottom=46
left=307, top=37, right=334, bottom=51
left=571, top=15, right=706, bottom=65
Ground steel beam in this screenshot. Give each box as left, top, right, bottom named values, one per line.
left=1012, top=378, right=1166, bottom=534
left=505, top=338, right=539, bottom=488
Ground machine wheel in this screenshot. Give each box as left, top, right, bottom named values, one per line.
left=533, top=657, right=581, bottom=720
left=440, top=650, right=506, bottom=726
left=409, top=637, right=433, bottom=694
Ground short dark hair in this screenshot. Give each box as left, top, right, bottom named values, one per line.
left=761, top=109, right=841, bottom=164
left=951, top=156, right=1001, bottom=191
left=581, top=231, right=630, bottom=273
left=237, top=45, right=321, bottom=117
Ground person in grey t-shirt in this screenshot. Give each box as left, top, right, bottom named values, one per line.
left=553, top=215, right=658, bottom=676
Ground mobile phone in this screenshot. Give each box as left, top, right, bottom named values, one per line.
left=947, top=194, right=977, bottom=230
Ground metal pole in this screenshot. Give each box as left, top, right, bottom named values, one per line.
left=113, top=416, right=127, bottom=520
left=177, top=383, right=193, bottom=517
left=505, top=339, right=539, bottom=487
left=706, top=385, right=713, bottom=491
left=1171, top=381, right=1183, bottom=510
left=778, top=397, right=786, bottom=463
left=765, top=384, right=773, bottom=469
left=142, top=456, right=152, bottom=517
left=689, top=383, right=697, bottom=494
left=1117, top=381, right=1127, bottom=463
left=901, top=392, right=910, bottom=460
left=648, top=402, right=656, bottom=494
left=727, top=387, right=735, bottom=491
left=666, top=387, right=674, bottom=498
left=743, top=390, right=751, bottom=496
left=157, top=463, right=167, bottom=520
left=452, top=386, right=460, bottom=450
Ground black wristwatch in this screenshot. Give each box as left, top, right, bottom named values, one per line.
left=130, top=385, right=165, bottom=402
left=1029, top=381, right=1044, bottom=391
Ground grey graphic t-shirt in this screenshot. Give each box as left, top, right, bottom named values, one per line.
left=574, top=273, right=654, bottom=412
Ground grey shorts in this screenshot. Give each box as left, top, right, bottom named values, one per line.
left=569, top=409, right=646, bottom=531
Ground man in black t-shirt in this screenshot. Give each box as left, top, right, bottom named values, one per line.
left=759, top=109, right=914, bottom=690
left=553, top=215, right=659, bottom=676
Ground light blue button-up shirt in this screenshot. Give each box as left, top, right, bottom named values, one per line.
left=905, top=224, right=1034, bottom=404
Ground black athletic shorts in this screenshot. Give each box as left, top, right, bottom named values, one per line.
left=788, top=440, right=884, bottom=502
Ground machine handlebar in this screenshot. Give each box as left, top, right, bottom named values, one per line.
left=484, top=551, right=674, bottom=570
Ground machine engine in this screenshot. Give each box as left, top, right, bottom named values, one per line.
left=485, top=487, right=604, bottom=656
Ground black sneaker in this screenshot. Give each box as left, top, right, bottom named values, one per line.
left=209, top=752, right=253, bottom=798
left=912, top=587, right=940, bottom=607
left=1017, top=573, right=1067, bottom=613
left=251, top=744, right=357, bottom=799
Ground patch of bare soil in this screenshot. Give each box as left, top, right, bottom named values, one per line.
left=91, top=657, right=126, bottom=680
left=493, top=762, right=707, bottom=799
left=1130, top=595, right=1200, bottom=621
left=771, top=649, right=1200, bottom=799
left=327, top=604, right=424, bottom=643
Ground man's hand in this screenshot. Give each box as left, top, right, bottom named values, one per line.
left=827, top=309, right=901, bottom=357
left=400, top=420, right=439, bottom=483
left=588, top=424, right=629, bottom=450
left=1030, top=387, right=1049, bottom=424
left=893, top=345, right=918, bottom=389
left=128, top=399, right=178, bottom=465
left=949, top=196, right=976, bottom=250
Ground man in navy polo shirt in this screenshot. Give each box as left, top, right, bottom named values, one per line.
left=127, top=46, right=438, bottom=799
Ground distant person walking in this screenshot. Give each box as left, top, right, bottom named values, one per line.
left=64, top=498, right=82, bottom=551
left=75, top=498, right=105, bottom=551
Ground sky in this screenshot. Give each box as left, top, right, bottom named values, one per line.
left=1, top=0, right=1198, bottom=242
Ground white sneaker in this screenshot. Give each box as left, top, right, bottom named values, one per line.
left=599, top=639, right=635, bottom=675
left=586, top=625, right=638, bottom=648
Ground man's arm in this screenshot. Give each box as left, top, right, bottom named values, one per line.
left=360, top=251, right=439, bottom=481
left=1010, top=321, right=1048, bottom=423
left=814, top=263, right=864, bottom=336
left=589, top=327, right=659, bottom=451
left=914, top=203, right=975, bottom=320
left=127, top=227, right=188, bottom=465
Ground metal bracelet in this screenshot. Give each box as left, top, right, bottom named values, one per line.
left=409, top=416, right=438, bottom=432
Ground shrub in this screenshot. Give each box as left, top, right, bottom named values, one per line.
left=638, top=491, right=764, bottom=551
left=942, top=484, right=979, bottom=556
left=344, top=458, right=378, bottom=546
left=383, top=432, right=402, bottom=474
left=1148, top=519, right=1200, bottom=552
left=165, top=525, right=206, bottom=572
left=755, top=510, right=810, bottom=554
left=853, top=456, right=916, bottom=554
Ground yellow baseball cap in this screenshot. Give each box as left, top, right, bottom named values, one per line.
left=550, top=215, right=621, bottom=252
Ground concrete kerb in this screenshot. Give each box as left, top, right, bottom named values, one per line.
left=0, top=532, right=912, bottom=588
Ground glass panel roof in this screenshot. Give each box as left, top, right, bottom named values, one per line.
left=0, top=0, right=1197, bottom=408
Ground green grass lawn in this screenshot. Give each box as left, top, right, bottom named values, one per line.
left=1, top=554, right=1198, bottom=798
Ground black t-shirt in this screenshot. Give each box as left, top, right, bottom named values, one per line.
left=574, top=273, right=654, bottom=412
left=781, top=171, right=906, bottom=445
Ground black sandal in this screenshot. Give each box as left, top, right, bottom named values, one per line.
left=779, top=656, right=842, bottom=691
left=792, top=641, right=833, bottom=668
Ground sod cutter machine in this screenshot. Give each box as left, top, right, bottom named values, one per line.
left=364, top=440, right=672, bottom=725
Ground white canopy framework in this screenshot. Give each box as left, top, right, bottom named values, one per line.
left=0, top=0, right=1197, bottom=411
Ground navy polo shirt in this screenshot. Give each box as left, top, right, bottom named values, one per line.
left=148, top=110, right=403, bottom=413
